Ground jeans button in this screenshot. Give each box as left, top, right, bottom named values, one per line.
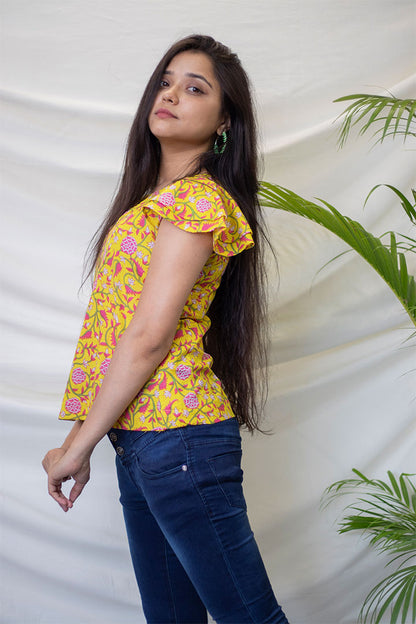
left=109, top=432, right=118, bottom=443
left=116, top=446, right=124, bottom=457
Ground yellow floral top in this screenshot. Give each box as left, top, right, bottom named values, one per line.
left=59, top=174, right=254, bottom=430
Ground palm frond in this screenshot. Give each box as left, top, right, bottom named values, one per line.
left=378, top=233, right=416, bottom=255
left=334, top=94, right=416, bottom=147
left=359, top=566, right=416, bottom=624
left=323, top=470, right=416, bottom=623
left=258, top=182, right=416, bottom=327
left=365, top=185, right=416, bottom=226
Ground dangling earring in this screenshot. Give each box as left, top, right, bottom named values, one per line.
left=213, top=130, right=228, bottom=155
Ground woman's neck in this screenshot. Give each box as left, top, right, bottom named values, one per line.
left=154, top=143, right=207, bottom=193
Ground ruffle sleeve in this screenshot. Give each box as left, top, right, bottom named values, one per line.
left=142, top=177, right=254, bottom=257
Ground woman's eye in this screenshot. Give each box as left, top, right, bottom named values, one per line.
left=188, top=86, right=203, bottom=94
left=160, top=80, right=169, bottom=88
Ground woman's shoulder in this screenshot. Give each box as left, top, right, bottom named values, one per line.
left=143, top=174, right=253, bottom=257
left=147, top=173, right=222, bottom=198
left=184, top=173, right=229, bottom=196
left=149, top=173, right=237, bottom=213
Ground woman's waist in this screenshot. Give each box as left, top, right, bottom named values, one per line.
left=87, top=293, right=211, bottom=326
left=140, top=348, right=221, bottom=396
left=151, top=347, right=215, bottom=378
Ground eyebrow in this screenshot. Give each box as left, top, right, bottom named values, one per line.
left=164, top=69, right=213, bottom=90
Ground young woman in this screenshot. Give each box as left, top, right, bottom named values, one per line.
left=42, top=35, right=289, bottom=624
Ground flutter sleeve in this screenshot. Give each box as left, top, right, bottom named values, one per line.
left=143, top=177, right=254, bottom=257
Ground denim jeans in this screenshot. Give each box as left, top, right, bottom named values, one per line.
left=108, top=418, right=289, bottom=624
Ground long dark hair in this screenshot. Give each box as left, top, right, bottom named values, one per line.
left=88, top=34, right=270, bottom=432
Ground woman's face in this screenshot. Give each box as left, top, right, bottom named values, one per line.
left=148, top=51, right=227, bottom=151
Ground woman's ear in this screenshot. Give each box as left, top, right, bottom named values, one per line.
left=216, top=116, right=230, bottom=135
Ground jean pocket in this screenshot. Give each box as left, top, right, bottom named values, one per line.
left=207, top=450, right=247, bottom=510
left=134, top=431, right=188, bottom=479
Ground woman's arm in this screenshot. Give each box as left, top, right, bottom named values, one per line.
left=42, top=421, right=82, bottom=473
left=46, top=219, right=213, bottom=511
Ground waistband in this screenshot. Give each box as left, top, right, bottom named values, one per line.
left=107, top=417, right=239, bottom=458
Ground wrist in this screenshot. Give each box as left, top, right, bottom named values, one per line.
left=69, top=426, right=99, bottom=461
left=65, top=441, right=94, bottom=462
left=61, top=420, right=83, bottom=451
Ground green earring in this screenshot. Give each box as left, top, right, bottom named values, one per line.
left=213, top=130, right=228, bottom=155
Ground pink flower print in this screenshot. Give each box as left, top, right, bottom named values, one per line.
left=121, top=236, right=137, bottom=254
left=184, top=392, right=199, bottom=409
left=159, top=373, right=167, bottom=390
left=176, top=364, right=191, bottom=380
left=164, top=400, right=176, bottom=416
left=133, top=261, right=144, bottom=277
left=71, top=368, right=86, bottom=384
left=100, top=358, right=111, bottom=375
left=125, top=284, right=137, bottom=295
left=65, top=397, right=82, bottom=414
left=196, top=198, right=212, bottom=213
left=159, top=192, right=175, bottom=206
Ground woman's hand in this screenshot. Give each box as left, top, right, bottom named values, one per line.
left=43, top=448, right=91, bottom=512
left=42, top=447, right=67, bottom=475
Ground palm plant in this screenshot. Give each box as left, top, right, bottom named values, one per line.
left=259, top=94, right=416, bottom=622
left=335, top=94, right=416, bottom=147
left=322, top=470, right=416, bottom=624
left=259, top=94, right=416, bottom=327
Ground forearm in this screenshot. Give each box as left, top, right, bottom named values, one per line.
left=67, top=328, right=171, bottom=459
left=61, top=421, right=83, bottom=451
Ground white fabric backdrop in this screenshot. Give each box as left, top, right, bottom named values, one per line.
left=1, top=1, right=415, bottom=623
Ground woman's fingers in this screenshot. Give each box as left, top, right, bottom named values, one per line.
left=69, top=460, right=91, bottom=503
left=43, top=448, right=72, bottom=511
left=69, top=479, right=87, bottom=504
left=46, top=454, right=91, bottom=511
left=48, top=475, right=73, bottom=512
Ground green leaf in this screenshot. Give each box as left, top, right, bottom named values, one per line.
left=389, top=472, right=403, bottom=501
left=394, top=100, right=408, bottom=134
left=334, top=94, right=416, bottom=147
left=364, top=184, right=416, bottom=225
left=391, top=576, right=412, bottom=624
left=258, top=183, right=416, bottom=327
left=352, top=468, right=374, bottom=484
left=324, top=471, right=416, bottom=623
left=405, top=100, right=416, bottom=135
left=360, top=567, right=416, bottom=624
left=400, top=577, right=414, bottom=624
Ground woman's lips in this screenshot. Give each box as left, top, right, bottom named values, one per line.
left=155, top=108, right=177, bottom=119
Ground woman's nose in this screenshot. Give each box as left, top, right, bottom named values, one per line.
left=162, top=87, right=178, bottom=104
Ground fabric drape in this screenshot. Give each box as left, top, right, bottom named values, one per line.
left=1, top=2, right=415, bottom=622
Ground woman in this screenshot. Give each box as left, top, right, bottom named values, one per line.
left=43, top=35, right=289, bottom=624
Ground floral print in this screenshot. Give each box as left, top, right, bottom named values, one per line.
left=59, top=175, right=254, bottom=431
left=120, top=236, right=137, bottom=254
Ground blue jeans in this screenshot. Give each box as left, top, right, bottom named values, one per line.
left=108, top=418, right=289, bottom=624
